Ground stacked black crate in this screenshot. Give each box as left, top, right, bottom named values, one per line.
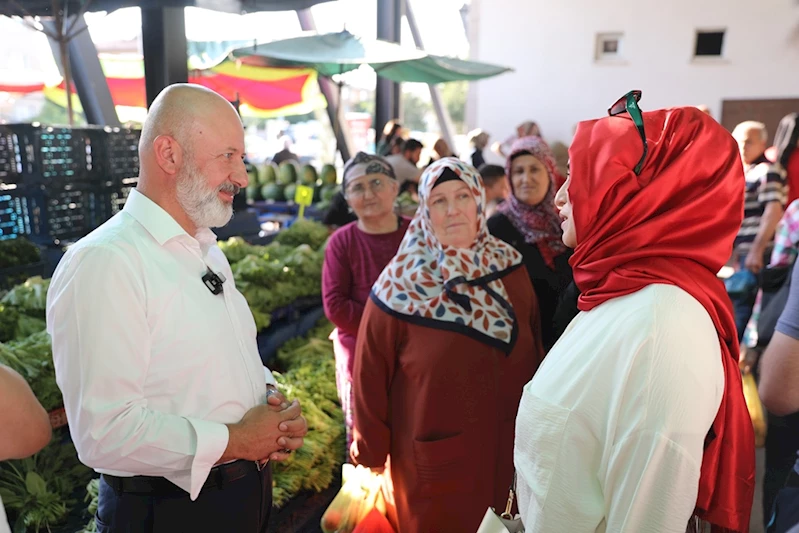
left=0, top=125, right=36, bottom=242
left=99, top=126, right=140, bottom=218
left=8, top=124, right=108, bottom=246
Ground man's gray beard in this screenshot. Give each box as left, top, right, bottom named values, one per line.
left=175, top=160, right=235, bottom=230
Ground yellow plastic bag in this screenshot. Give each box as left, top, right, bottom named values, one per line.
left=742, top=371, right=767, bottom=448
left=321, top=464, right=389, bottom=533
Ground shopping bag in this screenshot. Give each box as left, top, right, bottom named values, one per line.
left=353, top=508, right=394, bottom=533
left=476, top=508, right=524, bottom=533
left=321, top=464, right=392, bottom=533
left=742, top=371, right=767, bottom=448
left=477, top=472, right=524, bottom=533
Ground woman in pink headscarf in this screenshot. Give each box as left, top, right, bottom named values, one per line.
left=488, top=136, right=576, bottom=350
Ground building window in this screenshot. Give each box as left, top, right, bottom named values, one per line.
left=695, top=30, right=725, bottom=57
left=596, top=33, right=623, bottom=61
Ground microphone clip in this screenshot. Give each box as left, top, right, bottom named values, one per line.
left=202, top=267, right=226, bottom=295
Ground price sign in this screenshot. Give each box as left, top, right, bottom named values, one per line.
left=294, top=184, right=314, bottom=219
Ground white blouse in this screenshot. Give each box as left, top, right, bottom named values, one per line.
left=514, top=284, right=724, bottom=533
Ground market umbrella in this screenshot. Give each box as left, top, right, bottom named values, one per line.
left=230, top=30, right=512, bottom=84
left=0, top=0, right=334, bottom=16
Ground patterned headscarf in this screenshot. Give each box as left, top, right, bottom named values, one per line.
left=371, top=158, right=523, bottom=352
left=498, top=136, right=567, bottom=269
left=342, top=152, right=396, bottom=189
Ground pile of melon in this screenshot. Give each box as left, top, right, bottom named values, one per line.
left=246, top=162, right=339, bottom=206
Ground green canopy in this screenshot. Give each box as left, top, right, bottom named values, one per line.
left=230, top=30, right=512, bottom=83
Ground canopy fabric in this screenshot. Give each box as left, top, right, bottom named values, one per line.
left=230, top=30, right=512, bottom=84
left=4, top=56, right=326, bottom=118
left=373, top=55, right=512, bottom=84
left=0, top=0, right=334, bottom=16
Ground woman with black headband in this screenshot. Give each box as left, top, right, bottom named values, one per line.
left=350, top=158, right=544, bottom=532
left=322, top=152, right=411, bottom=449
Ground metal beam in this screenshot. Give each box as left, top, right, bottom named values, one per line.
left=376, top=0, right=401, bottom=138
left=404, top=0, right=455, bottom=150
left=66, top=17, right=120, bottom=126
left=141, top=7, right=189, bottom=108
left=296, top=8, right=353, bottom=162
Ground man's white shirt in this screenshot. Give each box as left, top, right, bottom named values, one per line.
left=46, top=189, right=275, bottom=500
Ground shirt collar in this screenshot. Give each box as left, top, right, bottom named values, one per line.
left=124, top=189, right=217, bottom=248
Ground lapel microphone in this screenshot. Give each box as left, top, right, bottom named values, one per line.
left=202, top=267, right=226, bottom=295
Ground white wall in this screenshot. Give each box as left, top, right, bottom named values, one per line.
left=468, top=0, right=799, bottom=146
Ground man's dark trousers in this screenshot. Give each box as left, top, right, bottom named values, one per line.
left=94, top=463, right=272, bottom=532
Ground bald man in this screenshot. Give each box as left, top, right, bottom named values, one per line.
left=46, top=84, right=306, bottom=533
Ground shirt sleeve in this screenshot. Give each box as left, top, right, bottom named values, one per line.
left=776, top=265, right=799, bottom=340
left=770, top=199, right=799, bottom=267
left=46, top=245, right=229, bottom=500
left=322, top=231, right=365, bottom=334
left=602, top=431, right=702, bottom=532
left=758, top=163, right=787, bottom=206
left=350, top=299, right=400, bottom=468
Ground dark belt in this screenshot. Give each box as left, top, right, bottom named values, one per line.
left=102, top=460, right=263, bottom=495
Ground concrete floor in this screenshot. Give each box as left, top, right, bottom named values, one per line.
left=752, top=447, right=766, bottom=533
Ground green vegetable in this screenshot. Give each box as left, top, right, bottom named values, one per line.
left=259, top=162, right=278, bottom=185
left=261, top=183, right=284, bottom=202
left=1, top=277, right=50, bottom=319
left=300, top=164, right=318, bottom=186
left=273, top=220, right=329, bottom=250
left=0, top=238, right=41, bottom=271
left=0, top=331, right=62, bottom=411
left=0, top=439, right=94, bottom=532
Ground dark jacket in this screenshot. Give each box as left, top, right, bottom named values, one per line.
left=488, top=212, right=578, bottom=350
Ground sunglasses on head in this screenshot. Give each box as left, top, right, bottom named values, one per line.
left=607, top=90, right=648, bottom=175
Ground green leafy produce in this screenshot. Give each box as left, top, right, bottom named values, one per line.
left=273, top=220, right=329, bottom=250
left=217, top=237, right=269, bottom=265
left=1, top=277, right=50, bottom=319
left=0, top=238, right=41, bottom=270
left=0, top=440, right=93, bottom=533
left=271, top=320, right=344, bottom=508
left=320, top=164, right=337, bottom=186
left=81, top=479, right=99, bottom=533
left=278, top=162, right=298, bottom=186
left=0, top=331, right=60, bottom=411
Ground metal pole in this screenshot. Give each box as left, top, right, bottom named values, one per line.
left=376, top=0, right=401, bottom=138
left=296, top=9, right=353, bottom=162
left=141, top=7, right=189, bottom=108
left=404, top=0, right=456, bottom=151
left=67, top=16, right=120, bottom=126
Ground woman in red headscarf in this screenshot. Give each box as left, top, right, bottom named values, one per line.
left=513, top=92, right=755, bottom=532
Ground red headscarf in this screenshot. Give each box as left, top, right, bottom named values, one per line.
left=569, top=107, right=755, bottom=532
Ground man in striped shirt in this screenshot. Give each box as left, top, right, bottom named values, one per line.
left=731, top=120, right=788, bottom=339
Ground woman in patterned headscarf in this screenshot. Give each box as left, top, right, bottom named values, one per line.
left=350, top=158, right=545, bottom=532
left=488, top=136, right=575, bottom=351
left=322, top=152, right=411, bottom=448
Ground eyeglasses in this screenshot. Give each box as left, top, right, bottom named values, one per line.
left=345, top=177, right=387, bottom=198
left=608, top=90, right=648, bottom=175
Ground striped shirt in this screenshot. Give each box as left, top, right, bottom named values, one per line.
left=735, top=154, right=787, bottom=248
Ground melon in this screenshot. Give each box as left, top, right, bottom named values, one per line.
left=278, top=162, right=298, bottom=185
left=261, top=183, right=285, bottom=202
left=320, top=164, right=337, bottom=186
left=320, top=185, right=338, bottom=203
left=300, top=164, right=318, bottom=186
left=246, top=183, right=261, bottom=202
left=284, top=184, right=298, bottom=203
left=246, top=163, right=259, bottom=188
left=259, top=163, right=278, bottom=185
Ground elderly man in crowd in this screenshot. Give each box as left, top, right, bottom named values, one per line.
left=46, top=84, right=307, bottom=533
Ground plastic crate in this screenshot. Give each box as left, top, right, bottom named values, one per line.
left=103, top=126, right=140, bottom=183
left=0, top=126, right=23, bottom=184
left=0, top=188, right=32, bottom=240
left=26, top=184, right=104, bottom=245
